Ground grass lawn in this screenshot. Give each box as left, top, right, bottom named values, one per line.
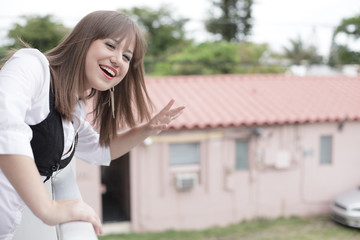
left=99, top=215, right=360, bottom=240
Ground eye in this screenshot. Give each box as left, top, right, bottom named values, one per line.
left=123, top=54, right=132, bottom=62
left=105, top=42, right=116, bottom=50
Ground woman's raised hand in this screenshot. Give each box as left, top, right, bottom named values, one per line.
left=147, top=99, right=185, bottom=136
left=109, top=99, right=185, bottom=160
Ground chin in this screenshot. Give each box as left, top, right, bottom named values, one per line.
left=91, top=83, right=112, bottom=92
left=96, top=87, right=111, bottom=92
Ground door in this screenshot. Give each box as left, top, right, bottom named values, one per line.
left=101, top=153, right=131, bottom=222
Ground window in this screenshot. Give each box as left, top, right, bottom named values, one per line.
left=169, top=142, right=200, bottom=166
left=320, top=136, right=332, bottom=164
left=236, top=140, right=249, bottom=170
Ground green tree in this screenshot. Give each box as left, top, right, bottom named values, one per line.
left=283, top=36, right=323, bottom=65
left=336, top=45, right=360, bottom=64
left=152, top=41, right=284, bottom=76
left=329, top=14, right=360, bottom=65
left=205, top=0, right=253, bottom=42
left=334, top=14, right=360, bottom=38
left=168, top=41, right=240, bottom=75
left=8, top=15, right=70, bottom=52
left=121, top=6, right=190, bottom=73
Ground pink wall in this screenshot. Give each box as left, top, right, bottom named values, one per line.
left=75, top=121, right=360, bottom=232
left=129, top=122, right=360, bottom=232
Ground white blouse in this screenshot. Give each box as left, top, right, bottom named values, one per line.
left=0, top=48, right=111, bottom=165
left=0, top=48, right=112, bottom=239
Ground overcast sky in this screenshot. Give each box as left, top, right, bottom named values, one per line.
left=1, top=0, right=359, bottom=58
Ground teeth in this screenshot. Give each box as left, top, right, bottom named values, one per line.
left=100, top=65, right=115, bottom=77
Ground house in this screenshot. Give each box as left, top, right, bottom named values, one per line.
left=76, top=74, right=360, bottom=233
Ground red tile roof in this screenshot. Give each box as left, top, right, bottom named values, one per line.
left=145, top=74, right=360, bottom=130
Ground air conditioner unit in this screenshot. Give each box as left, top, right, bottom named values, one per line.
left=175, top=173, right=197, bottom=191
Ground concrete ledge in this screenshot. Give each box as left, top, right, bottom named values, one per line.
left=103, top=222, right=131, bottom=235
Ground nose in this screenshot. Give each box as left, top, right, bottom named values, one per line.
left=110, top=53, right=122, bottom=67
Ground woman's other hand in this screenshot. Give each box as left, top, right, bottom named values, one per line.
left=146, top=99, right=185, bottom=136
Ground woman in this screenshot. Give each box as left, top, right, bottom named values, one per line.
left=0, top=10, right=184, bottom=239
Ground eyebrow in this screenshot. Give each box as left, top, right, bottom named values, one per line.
left=112, top=38, right=134, bottom=55
left=125, top=50, right=134, bottom=55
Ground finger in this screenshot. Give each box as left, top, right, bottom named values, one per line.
left=90, top=215, right=103, bottom=235
left=151, top=119, right=169, bottom=128
left=95, top=217, right=103, bottom=235
left=168, top=106, right=185, bottom=117
left=170, top=109, right=184, bottom=121
left=156, top=99, right=175, bottom=117
left=95, top=224, right=103, bottom=235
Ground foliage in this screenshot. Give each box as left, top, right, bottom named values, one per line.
left=205, top=0, right=253, bottom=42
left=4, top=6, right=358, bottom=75
left=167, top=41, right=240, bottom=75
left=329, top=45, right=360, bottom=66
left=7, top=15, right=70, bottom=52
left=283, top=36, right=323, bottom=65
left=0, top=46, right=9, bottom=65
left=151, top=41, right=284, bottom=76
left=99, top=215, right=360, bottom=240
left=329, top=14, right=360, bottom=65
left=334, top=14, right=360, bottom=38
left=121, top=6, right=190, bottom=73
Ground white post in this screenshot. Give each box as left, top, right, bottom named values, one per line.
left=53, top=160, right=98, bottom=240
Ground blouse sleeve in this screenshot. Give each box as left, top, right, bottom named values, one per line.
left=0, top=49, right=49, bottom=159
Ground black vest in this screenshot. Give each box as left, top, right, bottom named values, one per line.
left=29, top=87, right=77, bottom=182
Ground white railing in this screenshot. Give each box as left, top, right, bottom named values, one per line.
left=13, top=161, right=98, bottom=240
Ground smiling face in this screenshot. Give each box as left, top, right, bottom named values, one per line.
left=84, top=37, right=135, bottom=92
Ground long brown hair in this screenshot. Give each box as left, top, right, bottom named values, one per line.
left=46, top=11, right=153, bottom=146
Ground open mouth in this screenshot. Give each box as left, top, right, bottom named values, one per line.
left=99, top=64, right=116, bottom=78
